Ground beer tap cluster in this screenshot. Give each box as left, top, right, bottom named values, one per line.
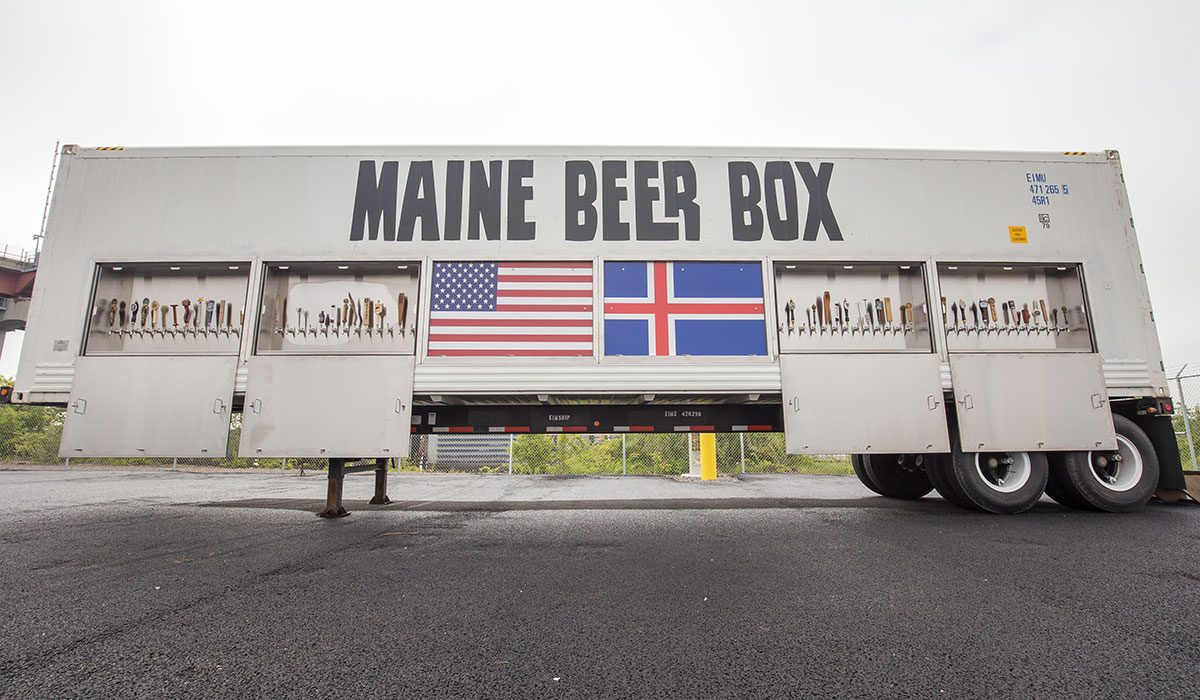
left=781, top=291, right=925, bottom=336
left=94, top=296, right=242, bottom=338
left=271, top=292, right=413, bottom=340
left=940, top=296, right=1084, bottom=334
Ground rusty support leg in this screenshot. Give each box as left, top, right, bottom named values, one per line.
left=318, top=458, right=350, bottom=518
left=369, top=457, right=392, bottom=505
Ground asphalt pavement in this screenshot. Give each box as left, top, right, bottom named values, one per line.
left=1, top=467, right=1198, bottom=698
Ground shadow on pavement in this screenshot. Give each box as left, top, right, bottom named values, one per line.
left=194, top=496, right=961, bottom=513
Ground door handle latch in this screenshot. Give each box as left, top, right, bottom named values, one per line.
left=213, top=398, right=227, bottom=415
left=927, top=395, right=940, bottom=410
left=1091, top=393, right=1105, bottom=409
left=959, top=394, right=974, bottom=410
left=72, top=398, right=87, bottom=415
left=395, top=399, right=405, bottom=414
left=250, top=398, right=262, bottom=414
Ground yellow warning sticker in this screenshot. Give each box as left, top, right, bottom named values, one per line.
left=1009, top=225, right=1028, bottom=244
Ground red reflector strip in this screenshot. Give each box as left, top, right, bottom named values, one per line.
left=547, top=426, right=588, bottom=433
left=732, top=424, right=774, bottom=432
left=487, top=426, right=531, bottom=433
left=673, top=425, right=716, bottom=432
left=613, top=425, right=655, bottom=433
left=448, top=426, right=474, bottom=433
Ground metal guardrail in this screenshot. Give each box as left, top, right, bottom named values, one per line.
left=0, top=245, right=34, bottom=266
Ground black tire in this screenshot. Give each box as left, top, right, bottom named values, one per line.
left=861, top=453, right=934, bottom=500
left=851, top=454, right=885, bottom=496
left=1045, top=453, right=1094, bottom=510
left=949, top=444, right=1049, bottom=515
left=925, top=453, right=980, bottom=510
left=1055, top=415, right=1159, bottom=513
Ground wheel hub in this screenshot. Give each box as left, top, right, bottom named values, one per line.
left=975, top=452, right=1032, bottom=493
left=1087, top=436, right=1142, bottom=492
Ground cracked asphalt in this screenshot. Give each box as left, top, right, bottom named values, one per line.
left=1, top=467, right=1198, bottom=698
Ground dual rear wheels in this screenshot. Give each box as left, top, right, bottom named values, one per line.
left=851, top=453, right=934, bottom=500
left=1044, top=414, right=1159, bottom=513
left=850, top=414, right=1158, bottom=513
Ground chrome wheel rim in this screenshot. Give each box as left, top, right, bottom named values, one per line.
left=1087, top=434, right=1143, bottom=493
left=974, top=452, right=1032, bottom=493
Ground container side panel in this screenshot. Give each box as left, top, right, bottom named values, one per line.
left=949, top=353, right=1116, bottom=452
left=781, top=353, right=949, bottom=454
left=59, top=356, right=237, bottom=457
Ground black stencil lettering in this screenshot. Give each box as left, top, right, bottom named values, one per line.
left=601, top=160, right=630, bottom=240
left=663, top=161, right=699, bottom=241
left=764, top=161, right=799, bottom=241
left=349, top=160, right=398, bottom=241
left=507, top=159, right=535, bottom=240
left=565, top=160, right=598, bottom=241
left=634, top=161, right=676, bottom=240
left=728, top=161, right=763, bottom=241
left=468, top=160, right=502, bottom=240
left=795, top=162, right=843, bottom=241
left=398, top=161, right=439, bottom=241
left=443, top=160, right=464, bottom=240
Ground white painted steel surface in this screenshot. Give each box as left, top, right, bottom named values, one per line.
left=780, top=353, right=949, bottom=454
left=239, top=355, right=415, bottom=458
left=15, top=146, right=1167, bottom=410
left=949, top=353, right=1117, bottom=452
left=60, top=356, right=237, bottom=457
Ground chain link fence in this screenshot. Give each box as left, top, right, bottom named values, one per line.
left=1170, top=372, right=1200, bottom=472
left=0, top=404, right=851, bottom=475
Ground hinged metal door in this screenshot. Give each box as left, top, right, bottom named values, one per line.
left=949, top=353, right=1116, bottom=452
left=239, top=355, right=415, bottom=458
left=780, top=354, right=949, bottom=454
left=60, top=356, right=238, bottom=458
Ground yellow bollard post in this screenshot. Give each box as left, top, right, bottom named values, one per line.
left=699, top=433, right=717, bottom=481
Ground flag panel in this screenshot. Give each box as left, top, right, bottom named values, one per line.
left=429, top=262, right=594, bottom=357
left=602, top=261, right=766, bottom=357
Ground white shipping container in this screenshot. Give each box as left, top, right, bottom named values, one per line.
left=13, top=144, right=1181, bottom=514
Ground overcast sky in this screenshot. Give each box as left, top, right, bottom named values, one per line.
left=1, top=0, right=1197, bottom=376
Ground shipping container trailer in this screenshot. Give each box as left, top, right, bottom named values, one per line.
left=13, top=144, right=1186, bottom=515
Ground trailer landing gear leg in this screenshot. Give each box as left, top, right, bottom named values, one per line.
left=318, top=458, right=350, bottom=519
left=369, top=458, right=392, bottom=505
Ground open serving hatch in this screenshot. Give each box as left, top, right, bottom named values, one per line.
left=774, top=262, right=949, bottom=454
left=60, top=262, right=250, bottom=457
left=237, top=261, right=420, bottom=458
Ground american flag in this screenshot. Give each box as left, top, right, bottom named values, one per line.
left=428, top=262, right=594, bottom=357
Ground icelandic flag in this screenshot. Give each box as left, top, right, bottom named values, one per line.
left=603, top=262, right=767, bottom=356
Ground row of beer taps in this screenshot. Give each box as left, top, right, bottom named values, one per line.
left=941, top=296, right=1083, bottom=334
left=778, top=290, right=1088, bottom=339
left=271, top=292, right=414, bottom=338
left=781, top=292, right=920, bottom=335
left=97, top=297, right=241, bottom=337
